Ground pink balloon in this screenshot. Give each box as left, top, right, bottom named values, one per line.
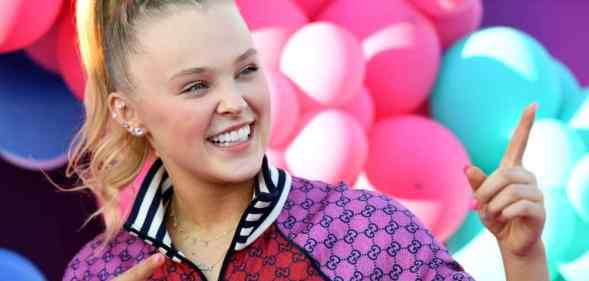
left=236, top=0, right=308, bottom=32
left=267, top=71, right=301, bottom=149
left=318, top=0, right=441, bottom=118
left=280, top=22, right=365, bottom=107
left=338, top=86, right=375, bottom=131
left=365, top=115, right=472, bottom=241
left=57, top=11, right=86, bottom=100
left=0, top=0, right=64, bottom=52
left=252, top=29, right=291, bottom=71
left=292, top=0, right=333, bottom=19
left=285, top=110, right=368, bottom=184
left=408, top=0, right=483, bottom=48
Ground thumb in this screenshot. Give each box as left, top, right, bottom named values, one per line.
left=464, top=165, right=486, bottom=208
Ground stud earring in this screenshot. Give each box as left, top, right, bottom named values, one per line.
left=115, top=101, right=125, bottom=110
left=131, top=127, right=145, bottom=136
left=122, top=122, right=130, bottom=129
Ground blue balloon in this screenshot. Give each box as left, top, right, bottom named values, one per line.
left=0, top=249, right=46, bottom=281
left=567, top=155, right=589, bottom=222
left=0, top=52, right=83, bottom=170
left=542, top=188, right=578, bottom=267
left=569, top=88, right=589, bottom=149
left=431, top=27, right=562, bottom=173
left=553, top=59, right=583, bottom=122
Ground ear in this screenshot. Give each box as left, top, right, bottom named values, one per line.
left=108, top=92, right=146, bottom=136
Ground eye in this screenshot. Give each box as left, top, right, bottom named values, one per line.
left=181, top=81, right=208, bottom=95
left=239, top=64, right=259, bottom=76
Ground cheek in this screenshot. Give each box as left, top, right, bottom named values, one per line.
left=144, top=100, right=212, bottom=145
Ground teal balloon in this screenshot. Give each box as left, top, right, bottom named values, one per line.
left=553, top=59, right=583, bottom=122
left=522, top=119, right=586, bottom=189
left=542, top=188, right=578, bottom=267
left=569, top=89, right=589, bottom=149
left=0, top=249, right=46, bottom=281
left=566, top=155, right=589, bottom=222
left=559, top=250, right=589, bottom=281
left=445, top=211, right=484, bottom=254
left=431, top=27, right=561, bottom=174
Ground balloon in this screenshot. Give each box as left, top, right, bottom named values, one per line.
left=24, top=14, right=62, bottom=74
left=292, top=0, right=332, bottom=19
left=559, top=251, right=589, bottom=281
left=57, top=9, right=86, bottom=100
left=337, top=86, right=375, bottom=132
left=0, top=249, right=46, bottom=281
left=552, top=59, right=583, bottom=122
left=431, top=27, right=562, bottom=174
left=0, top=0, right=63, bottom=52
left=266, top=71, right=300, bottom=149
left=566, top=155, right=589, bottom=222
left=0, top=52, right=83, bottom=170
left=445, top=211, right=484, bottom=254
left=251, top=29, right=291, bottom=71
left=365, top=115, right=471, bottom=241
left=542, top=188, right=578, bottom=272
left=454, top=229, right=506, bottom=281
left=318, top=0, right=441, bottom=117
left=522, top=119, right=586, bottom=190
left=236, top=0, right=308, bottom=32
left=569, top=89, right=589, bottom=149
left=280, top=22, right=364, bottom=107
left=285, top=110, right=367, bottom=185
left=266, top=147, right=287, bottom=171
left=408, top=0, right=483, bottom=48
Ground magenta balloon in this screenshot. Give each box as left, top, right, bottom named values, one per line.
left=236, top=0, right=308, bottom=32
left=365, top=115, right=472, bottom=240
left=25, top=18, right=61, bottom=73
left=292, top=0, right=333, bottom=19
left=407, top=0, right=483, bottom=48
left=267, top=71, right=301, bottom=149
left=281, top=22, right=365, bottom=107
left=318, top=0, right=441, bottom=117
left=57, top=11, right=86, bottom=100
left=0, top=0, right=64, bottom=52
left=285, top=110, right=368, bottom=184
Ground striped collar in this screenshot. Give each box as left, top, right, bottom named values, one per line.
left=123, top=156, right=292, bottom=262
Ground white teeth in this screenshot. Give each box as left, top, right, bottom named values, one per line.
left=210, top=124, right=251, bottom=146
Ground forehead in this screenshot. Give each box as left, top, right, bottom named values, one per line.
left=129, top=2, right=253, bottom=79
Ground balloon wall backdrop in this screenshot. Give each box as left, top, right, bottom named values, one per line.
left=1, top=0, right=587, bottom=280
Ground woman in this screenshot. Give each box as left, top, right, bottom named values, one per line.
left=63, top=0, right=549, bottom=280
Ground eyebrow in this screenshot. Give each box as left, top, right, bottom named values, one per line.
left=169, top=48, right=258, bottom=81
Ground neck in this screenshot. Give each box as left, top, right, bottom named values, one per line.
left=168, top=171, right=255, bottom=234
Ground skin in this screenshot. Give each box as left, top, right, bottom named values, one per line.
left=107, top=1, right=549, bottom=280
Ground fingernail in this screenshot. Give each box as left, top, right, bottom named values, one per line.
left=530, top=102, right=538, bottom=111
left=154, top=253, right=164, bottom=264
left=469, top=199, right=479, bottom=210
left=463, top=165, right=470, bottom=174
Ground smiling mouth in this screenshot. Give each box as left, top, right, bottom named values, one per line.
left=207, top=122, right=255, bottom=147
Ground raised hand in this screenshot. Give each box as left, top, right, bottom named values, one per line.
left=465, top=104, right=546, bottom=256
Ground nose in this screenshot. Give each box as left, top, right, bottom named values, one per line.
left=216, top=85, right=248, bottom=116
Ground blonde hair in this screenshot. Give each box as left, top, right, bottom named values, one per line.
left=66, top=0, right=202, bottom=244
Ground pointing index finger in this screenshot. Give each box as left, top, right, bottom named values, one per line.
left=500, top=103, right=537, bottom=168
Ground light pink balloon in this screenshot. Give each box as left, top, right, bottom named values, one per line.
left=338, top=86, right=375, bottom=131
left=0, top=0, right=64, bottom=52
left=57, top=10, right=86, bottom=100
left=236, top=0, right=308, bottom=32
left=318, top=0, right=441, bottom=118
left=252, top=29, right=291, bottom=71
left=267, top=71, right=301, bottom=149
left=292, top=0, right=333, bottom=19
left=280, top=22, right=365, bottom=107
left=285, top=110, right=368, bottom=185
left=365, top=115, right=472, bottom=241
left=408, top=0, right=483, bottom=48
